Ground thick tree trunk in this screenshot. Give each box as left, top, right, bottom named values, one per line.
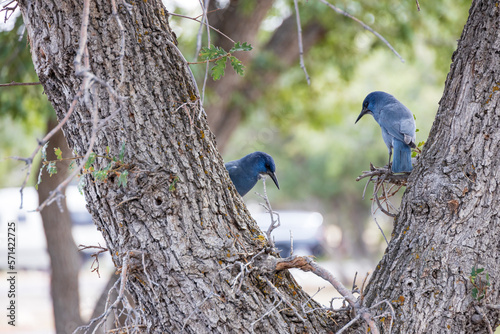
left=363, top=0, right=500, bottom=332
left=19, top=0, right=335, bottom=332
left=38, top=117, right=83, bottom=333
left=19, top=0, right=500, bottom=332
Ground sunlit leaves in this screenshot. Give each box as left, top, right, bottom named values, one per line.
left=198, top=42, right=253, bottom=80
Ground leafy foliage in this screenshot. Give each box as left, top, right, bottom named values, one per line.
left=470, top=267, right=490, bottom=301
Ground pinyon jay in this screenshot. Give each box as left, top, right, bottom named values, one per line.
left=225, top=151, right=279, bottom=196
left=355, top=91, right=416, bottom=173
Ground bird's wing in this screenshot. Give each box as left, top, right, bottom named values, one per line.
left=379, top=102, right=415, bottom=144
left=400, top=118, right=416, bottom=147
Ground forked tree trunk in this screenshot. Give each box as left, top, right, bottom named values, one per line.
left=19, top=0, right=335, bottom=332
left=362, top=1, right=500, bottom=332
left=18, top=0, right=500, bottom=332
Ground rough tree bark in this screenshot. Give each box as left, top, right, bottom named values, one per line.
left=19, top=0, right=337, bottom=333
left=362, top=0, right=500, bottom=332
left=18, top=0, right=500, bottom=332
left=37, top=117, right=83, bottom=334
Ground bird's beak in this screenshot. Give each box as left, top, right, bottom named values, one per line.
left=266, top=171, right=280, bottom=190
left=355, top=107, right=371, bottom=124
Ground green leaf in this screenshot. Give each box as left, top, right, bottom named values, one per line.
left=413, top=114, right=416, bottom=120
left=119, top=142, right=126, bottom=162
left=199, top=45, right=226, bottom=60
left=476, top=268, right=484, bottom=274
left=229, top=42, right=253, bottom=53
left=411, top=151, right=417, bottom=158
left=211, top=57, right=227, bottom=80
left=85, top=152, right=97, bottom=169
left=54, top=147, right=63, bottom=160
left=472, top=287, right=478, bottom=299
left=106, top=146, right=110, bottom=156
left=35, top=166, right=44, bottom=190
left=415, top=128, right=419, bottom=132
left=169, top=176, right=179, bottom=192
left=93, top=162, right=113, bottom=181
left=118, top=170, right=129, bottom=188
left=230, top=56, right=245, bottom=76
left=41, top=141, right=49, bottom=161
left=77, top=176, right=86, bottom=195
left=418, top=141, right=425, bottom=147
left=68, top=160, right=76, bottom=172
left=47, top=161, right=57, bottom=177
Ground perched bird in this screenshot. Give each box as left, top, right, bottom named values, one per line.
left=355, top=91, right=416, bottom=173
left=225, top=151, right=280, bottom=196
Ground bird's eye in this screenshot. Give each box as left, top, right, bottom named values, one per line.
left=265, top=164, right=270, bottom=169
left=364, top=101, right=369, bottom=108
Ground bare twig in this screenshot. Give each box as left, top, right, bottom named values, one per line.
left=256, top=177, right=281, bottom=248
left=336, top=314, right=361, bottom=334
left=164, top=39, right=206, bottom=119
left=198, top=0, right=211, bottom=106
left=265, top=279, right=305, bottom=322
left=0, top=0, right=17, bottom=23
left=415, top=0, right=421, bottom=11
left=318, top=0, right=405, bottom=63
left=276, top=255, right=357, bottom=309
left=301, top=286, right=325, bottom=314
left=250, top=300, right=283, bottom=334
left=78, top=244, right=109, bottom=278
left=168, top=12, right=235, bottom=45
left=373, top=217, right=389, bottom=245
left=74, top=251, right=136, bottom=334
left=370, top=300, right=395, bottom=334
left=361, top=311, right=380, bottom=334
left=0, top=81, right=41, bottom=87
left=10, top=88, right=83, bottom=209
left=293, top=0, right=310, bottom=85
left=474, top=305, right=494, bottom=334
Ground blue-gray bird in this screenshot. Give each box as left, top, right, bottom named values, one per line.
left=355, top=91, right=416, bottom=173
left=225, top=152, right=279, bottom=196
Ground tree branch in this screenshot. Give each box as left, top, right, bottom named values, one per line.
left=318, top=0, right=405, bottom=63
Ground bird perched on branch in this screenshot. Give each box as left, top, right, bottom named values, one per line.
left=355, top=91, right=416, bottom=173
left=225, top=151, right=280, bottom=196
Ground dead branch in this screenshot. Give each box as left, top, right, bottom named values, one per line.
left=0, top=0, right=17, bottom=23
left=276, top=255, right=357, bottom=308
left=0, top=81, right=41, bottom=87
left=474, top=305, right=494, bottom=334
left=256, top=177, right=280, bottom=248
left=357, top=163, right=408, bottom=218
left=293, top=0, right=311, bottom=85
left=78, top=244, right=109, bottom=278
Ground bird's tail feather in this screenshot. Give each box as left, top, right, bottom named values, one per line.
left=392, top=140, right=413, bottom=173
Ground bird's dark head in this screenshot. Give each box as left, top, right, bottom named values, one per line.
left=247, top=152, right=280, bottom=190
left=356, top=91, right=392, bottom=123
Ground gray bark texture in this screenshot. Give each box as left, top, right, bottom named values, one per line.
left=19, top=0, right=337, bottom=332
left=17, top=0, right=500, bottom=332
left=362, top=0, right=500, bottom=333
left=38, top=117, right=83, bottom=334
left=206, top=0, right=327, bottom=151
